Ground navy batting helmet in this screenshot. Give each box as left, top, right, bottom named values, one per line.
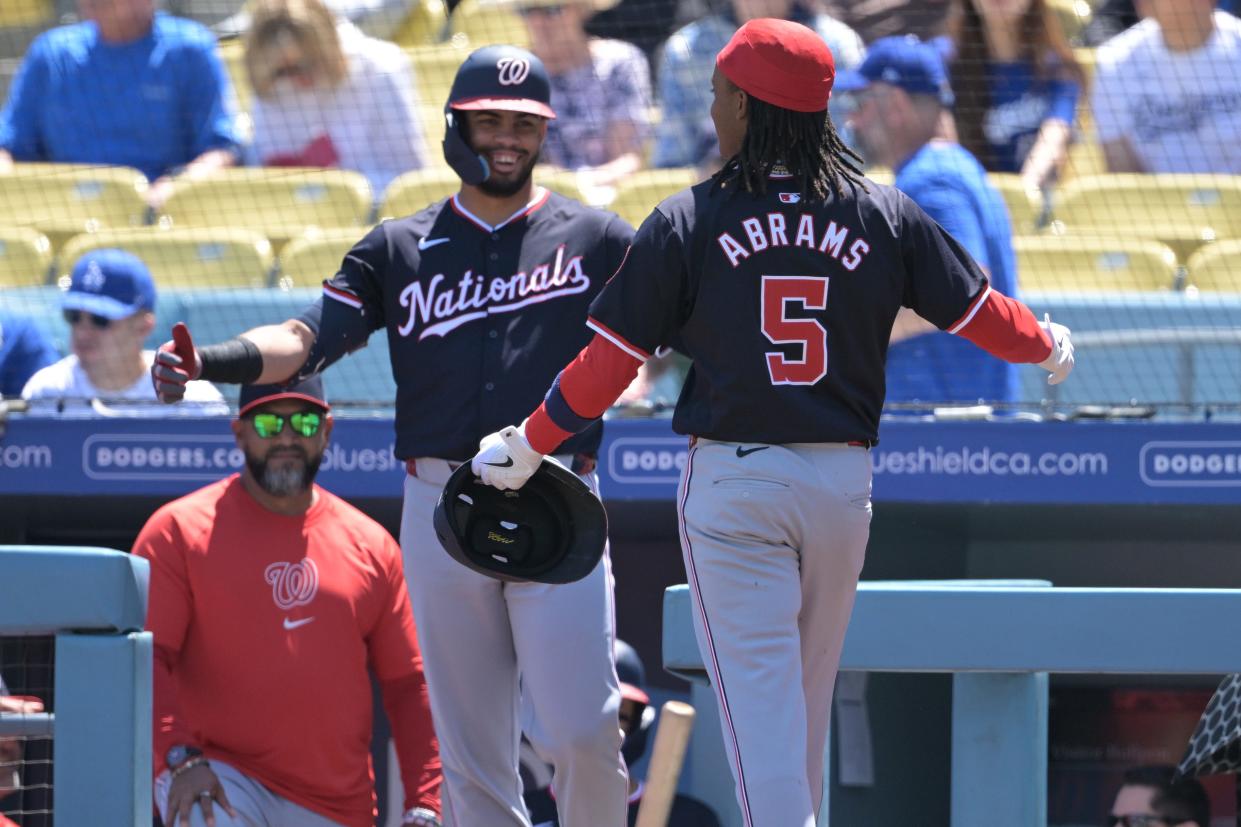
left=434, top=459, right=606, bottom=584
left=442, top=45, right=556, bottom=185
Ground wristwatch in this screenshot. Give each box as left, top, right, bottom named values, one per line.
left=165, top=744, right=204, bottom=772
left=401, top=807, right=442, bottom=826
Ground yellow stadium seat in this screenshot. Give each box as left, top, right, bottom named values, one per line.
left=610, top=168, right=701, bottom=227
left=449, top=0, right=529, bottom=49
left=1054, top=174, right=1241, bottom=239
left=988, top=173, right=1048, bottom=234
left=0, top=163, right=150, bottom=253
left=158, top=168, right=373, bottom=251
left=59, top=228, right=274, bottom=289
left=866, top=168, right=894, bottom=187
left=408, top=43, right=474, bottom=109
left=1186, top=240, right=1241, bottom=292
left=0, top=227, right=53, bottom=288
left=217, top=38, right=254, bottom=116
left=278, top=228, right=371, bottom=288
left=1015, top=235, right=1179, bottom=293
left=380, top=168, right=461, bottom=218
left=534, top=167, right=591, bottom=206
left=0, top=0, right=52, bottom=27
left=393, top=0, right=450, bottom=47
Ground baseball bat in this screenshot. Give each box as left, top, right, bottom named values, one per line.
left=634, top=700, right=696, bottom=827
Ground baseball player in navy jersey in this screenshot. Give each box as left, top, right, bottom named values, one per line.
left=150, top=46, right=633, bottom=827
left=468, top=19, right=1075, bottom=827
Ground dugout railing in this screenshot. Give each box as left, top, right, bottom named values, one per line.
left=663, top=580, right=1241, bottom=827
left=0, top=545, right=152, bottom=826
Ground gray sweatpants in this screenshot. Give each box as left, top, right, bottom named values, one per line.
left=400, top=457, right=627, bottom=827
left=155, top=760, right=347, bottom=827
left=678, top=439, right=872, bottom=827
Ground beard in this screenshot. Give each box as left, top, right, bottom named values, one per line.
left=477, top=148, right=541, bottom=197
left=246, top=446, right=322, bottom=496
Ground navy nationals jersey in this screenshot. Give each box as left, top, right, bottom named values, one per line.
left=323, top=188, right=633, bottom=460
left=587, top=175, right=989, bottom=444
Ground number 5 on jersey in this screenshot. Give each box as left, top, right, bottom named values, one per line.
left=761, top=275, right=828, bottom=385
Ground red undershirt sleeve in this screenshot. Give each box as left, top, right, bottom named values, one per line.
left=524, top=334, right=643, bottom=455
left=950, top=287, right=1053, bottom=364
left=381, top=673, right=442, bottom=816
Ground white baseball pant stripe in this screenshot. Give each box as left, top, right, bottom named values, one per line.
left=678, top=439, right=872, bottom=827
left=400, top=457, right=627, bottom=827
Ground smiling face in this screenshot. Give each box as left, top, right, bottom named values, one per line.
left=461, top=108, right=548, bottom=197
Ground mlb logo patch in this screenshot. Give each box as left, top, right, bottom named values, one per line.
left=779, top=193, right=800, bottom=204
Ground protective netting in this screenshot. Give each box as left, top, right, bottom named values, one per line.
left=0, top=0, right=1238, bottom=417
left=0, top=637, right=53, bottom=827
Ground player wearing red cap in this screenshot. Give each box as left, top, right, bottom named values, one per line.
left=467, top=17, right=1075, bottom=826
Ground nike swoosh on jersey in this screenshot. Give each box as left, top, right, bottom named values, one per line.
left=736, top=446, right=770, bottom=458
left=417, top=237, right=450, bottom=251
left=484, top=457, right=515, bottom=468
left=283, top=617, right=315, bottom=630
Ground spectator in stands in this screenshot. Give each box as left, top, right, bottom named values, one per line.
left=1093, top=0, right=1241, bottom=173
left=20, top=249, right=227, bottom=413
left=0, top=311, right=58, bottom=398
left=0, top=677, right=43, bottom=827
left=245, top=0, right=427, bottom=195
left=819, top=0, right=952, bottom=43
left=0, top=0, right=241, bottom=210
left=946, top=0, right=1085, bottom=192
left=1083, top=0, right=1144, bottom=47
left=132, top=376, right=443, bottom=827
left=1108, top=765, right=1209, bottom=827
left=840, top=35, right=1019, bottom=406
left=651, top=0, right=865, bottom=171
left=508, top=0, right=652, bottom=195
left=523, top=639, right=720, bottom=826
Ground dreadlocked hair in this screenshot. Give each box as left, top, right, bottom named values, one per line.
left=713, top=93, right=867, bottom=202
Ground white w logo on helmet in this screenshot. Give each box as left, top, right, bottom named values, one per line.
left=497, top=57, right=531, bottom=86
left=265, top=559, right=319, bottom=610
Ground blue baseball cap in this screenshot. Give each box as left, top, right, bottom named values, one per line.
left=62, top=249, right=157, bottom=320
left=835, top=35, right=955, bottom=108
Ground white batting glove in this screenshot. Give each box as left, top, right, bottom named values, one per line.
left=472, top=425, right=544, bottom=490
left=1038, top=312, right=1074, bottom=386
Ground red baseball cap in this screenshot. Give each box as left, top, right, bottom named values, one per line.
left=716, top=18, right=835, bottom=113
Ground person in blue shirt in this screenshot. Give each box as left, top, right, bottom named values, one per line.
left=840, top=35, right=1020, bottom=407
left=0, top=311, right=59, bottom=398
left=945, top=0, right=1084, bottom=192
left=0, top=0, right=242, bottom=209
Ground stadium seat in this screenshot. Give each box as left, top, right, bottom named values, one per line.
left=0, top=227, right=53, bottom=288
left=157, top=168, right=373, bottom=251
left=216, top=38, right=253, bottom=116
left=866, top=167, right=894, bottom=187
left=1054, top=174, right=1241, bottom=242
left=392, top=0, right=450, bottom=46
left=610, top=168, right=701, bottom=227
left=0, top=163, right=150, bottom=253
left=278, top=228, right=370, bottom=288
left=380, top=168, right=461, bottom=219
left=988, top=173, right=1048, bottom=234
left=0, top=0, right=52, bottom=27
left=1015, top=235, right=1179, bottom=293
left=449, top=0, right=529, bottom=48
left=408, top=43, right=472, bottom=108
left=58, top=227, right=274, bottom=289
left=1187, top=240, right=1241, bottom=293
left=534, top=167, right=591, bottom=206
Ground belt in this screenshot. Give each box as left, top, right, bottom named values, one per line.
left=688, top=436, right=872, bottom=449
left=406, top=454, right=598, bottom=478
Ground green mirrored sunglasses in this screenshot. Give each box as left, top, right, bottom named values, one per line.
left=249, top=411, right=323, bottom=438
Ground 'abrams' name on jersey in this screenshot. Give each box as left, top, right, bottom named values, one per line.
left=397, top=244, right=590, bottom=340
left=717, top=212, right=871, bottom=271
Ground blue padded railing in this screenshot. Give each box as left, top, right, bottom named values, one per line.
left=0, top=546, right=152, bottom=825
left=664, top=580, right=1241, bottom=827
